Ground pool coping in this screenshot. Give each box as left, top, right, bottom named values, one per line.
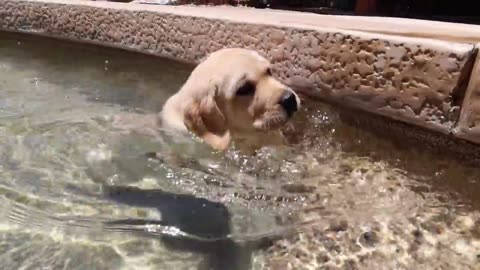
left=2, top=0, right=480, bottom=145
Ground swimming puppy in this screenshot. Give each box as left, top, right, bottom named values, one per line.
left=160, top=48, right=301, bottom=153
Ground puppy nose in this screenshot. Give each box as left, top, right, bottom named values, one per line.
left=279, top=91, right=298, bottom=117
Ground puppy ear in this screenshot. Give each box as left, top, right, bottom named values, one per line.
left=184, top=85, right=231, bottom=151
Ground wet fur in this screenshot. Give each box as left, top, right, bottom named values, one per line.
left=160, top=48, right=300, bottom=154
left=254, top=109, right=288, bottom=131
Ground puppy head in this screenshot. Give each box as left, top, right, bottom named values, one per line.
left=182, top=48, right=300, bottom=151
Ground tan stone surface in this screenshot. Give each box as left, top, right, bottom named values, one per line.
left=0, top=0, right=477, bottom=135
left=8, top=0, right=480, bottom=43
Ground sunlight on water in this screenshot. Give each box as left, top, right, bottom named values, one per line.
left=1, top=32, right=480, bottom=270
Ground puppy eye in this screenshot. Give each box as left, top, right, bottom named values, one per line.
left=266, top=68, right=272, bottom=76
left=236, top=81, right=256, bottom=96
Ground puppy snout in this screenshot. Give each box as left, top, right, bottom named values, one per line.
left=279, top=91, right=298, bottom=117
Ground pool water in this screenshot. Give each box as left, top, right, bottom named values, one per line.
left=0, top=32, right=480, bottom=270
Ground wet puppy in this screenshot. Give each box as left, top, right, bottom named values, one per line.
left=160, top=48, right=301, bottom=154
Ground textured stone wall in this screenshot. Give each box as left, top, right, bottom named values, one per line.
left=455, top=46, right=480, bottom=143
left=0, top=0, right=478, bottom=141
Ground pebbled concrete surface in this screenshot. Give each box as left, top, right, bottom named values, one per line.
left=1, top=0, right=479, bottom=139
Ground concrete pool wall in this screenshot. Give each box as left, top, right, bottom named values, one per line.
left=3, top=0, right=480, bottom=145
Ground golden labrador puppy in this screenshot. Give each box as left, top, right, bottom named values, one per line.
left=160, top=48, right=301, bottom=153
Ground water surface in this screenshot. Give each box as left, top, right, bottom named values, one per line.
left=1, top=32, right=480, bottom=270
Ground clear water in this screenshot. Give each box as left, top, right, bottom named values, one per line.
left=1, top=32, right=480, bottom=270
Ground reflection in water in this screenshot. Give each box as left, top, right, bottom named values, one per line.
left=1, top=32, right=480, bottom=270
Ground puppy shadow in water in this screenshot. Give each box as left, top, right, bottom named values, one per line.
left=103, top=185, right=257, bottom=270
